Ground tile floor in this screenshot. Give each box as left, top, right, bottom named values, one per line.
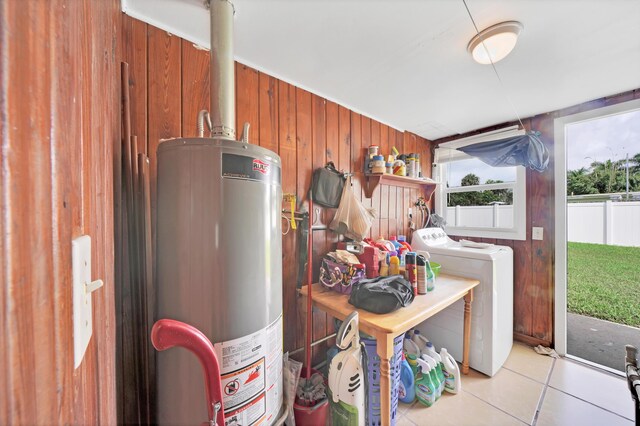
left=395, top=343, right=635, bottom=425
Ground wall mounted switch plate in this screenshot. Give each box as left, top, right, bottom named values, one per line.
left=72, top=235, right=103, bottom=369
left=532, top=227, right=544, bottom=241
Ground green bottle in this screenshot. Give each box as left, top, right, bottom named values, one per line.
left=414, top=358, right=437, bottom=407
left=422, top=354, right=444, bottom=399
left=407, top=353, right=419, bottom=377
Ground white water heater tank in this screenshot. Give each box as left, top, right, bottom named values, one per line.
left=156, top=137, right=283, bottom=425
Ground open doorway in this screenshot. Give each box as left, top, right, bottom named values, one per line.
left=555, top=99, right=640, bottom=373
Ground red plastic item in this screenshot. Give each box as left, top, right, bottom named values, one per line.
left=293, top=368, right=329, bottom=426
left=151, top=319, right=225, bottom=426
left=359, top=246, right=380, bottom=278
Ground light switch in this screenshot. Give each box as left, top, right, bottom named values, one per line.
left=532, top=227, right=544, bottom=240
left=72, top=235, right=103, bottom=369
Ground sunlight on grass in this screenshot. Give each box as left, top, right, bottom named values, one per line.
left=568, top=242, right=640, bottom=327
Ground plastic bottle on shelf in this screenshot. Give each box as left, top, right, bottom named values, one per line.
left=440, top=348, right=462, bottom=394
left=406, top=353, right=419, bottom=376
left=379, top=255, right=389, bottom=277
left=397, top=235, right=412, bottom=251
left=389, top=252, right=400, bottom=276
left=389, top=236, right=402, bottom=251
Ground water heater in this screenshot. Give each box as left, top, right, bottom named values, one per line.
left=156, top=138, right=283, bottom=425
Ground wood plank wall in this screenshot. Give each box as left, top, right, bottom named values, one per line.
left=433, top=89, right=640, bottom=347
left=119, top=15, right=432, bottom=403
left=0, top=0, right=120, bottom=423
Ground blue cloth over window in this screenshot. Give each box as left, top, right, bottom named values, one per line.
left=458, top=131, right=549, bottom=172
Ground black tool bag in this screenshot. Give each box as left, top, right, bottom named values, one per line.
left=311, top=162, right=345, bottom=208
left=348, top=275, right=415, bottom=314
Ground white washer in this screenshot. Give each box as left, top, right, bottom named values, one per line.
left=411, top=227, right=513, bottom=377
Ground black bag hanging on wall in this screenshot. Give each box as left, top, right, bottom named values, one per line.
left=348, top=275, right=415, bottom=314
left=311, top=162, right=346, bottom=208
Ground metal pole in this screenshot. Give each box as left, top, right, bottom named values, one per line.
left=209, top=0, right=236, bottom=140
left=626, top=153, right=630, bottom=201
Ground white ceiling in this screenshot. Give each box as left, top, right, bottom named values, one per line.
left=122, top=0, right=640, bottom=140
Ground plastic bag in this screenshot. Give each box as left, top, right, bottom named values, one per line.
left=329, top=176, right=376, bottom=241
left=283, top=353, right=302, bottom=426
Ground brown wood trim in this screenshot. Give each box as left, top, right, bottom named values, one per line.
left=514, top=332, right=551, bottom=348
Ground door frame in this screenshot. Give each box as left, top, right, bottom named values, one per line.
left=553, top=98, right=640, bottom=356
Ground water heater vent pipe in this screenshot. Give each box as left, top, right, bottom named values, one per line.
left=207, top=0, right=236, bottom=140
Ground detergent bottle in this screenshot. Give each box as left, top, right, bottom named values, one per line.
left=398, top=235, right=412, bottom=251
left=389, top=252, right=400, bottom=276
left=389, top=236, right=402, bottom=251
left=403, top=335, right=420, bottom=356
left=406, top=353, right=419, bottom=376
left=411, top=329, right=430, bottom=353
left=379, top=255, right=389, bottom=277
left=414, top=358, right=437, bottom=407
left=421, top=355, right=442, bottom=399
left=440, top=348, right=462, bottom=394
left=398, top=354, right=416, bottom=404
left=423, top=346, right=446, bottom=397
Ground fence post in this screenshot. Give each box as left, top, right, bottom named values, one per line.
left=604, top=200, right=613, bottom=245
left=455, top=205, right=461, bottom=227
left=493, top=204, right=499, bottom=228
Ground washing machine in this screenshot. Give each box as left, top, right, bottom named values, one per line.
left=411, top=227, right=513, bottom=377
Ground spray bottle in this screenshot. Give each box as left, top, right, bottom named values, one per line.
left=421, top=355, right=442, bottom=399
left=423, top=341, right=446, bottom=395
left=414, top=358, right=437, bottom=407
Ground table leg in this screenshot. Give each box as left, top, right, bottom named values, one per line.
left=376, top=333, right=394, bottom=426
left=462, top=288, right=474, bottom=374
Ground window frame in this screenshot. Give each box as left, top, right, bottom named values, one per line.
left=433, top=128, right=527, bottom=241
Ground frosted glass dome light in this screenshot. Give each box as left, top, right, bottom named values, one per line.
left=467, top=21, right=523, bottom=65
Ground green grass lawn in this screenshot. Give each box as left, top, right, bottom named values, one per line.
left=568, top=242, right=640, bottom=328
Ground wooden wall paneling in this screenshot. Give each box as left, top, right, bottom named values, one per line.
left=1, top=1, right=119, bottom=423
left=3, top=2, right=54, bottom=421
left=236, top=63, right=259, bottom=144
left=512, top=171, right=533, bottom=337
left=122, top=15, right=148, bottom=154
left=324, top=100, right=340, bottom=340
left=147, top=25, right=182, bottom=214
left=530, top=114, right=555, bottom=344
left=258, top=72, right=279, bottom=152
left=380, top=185, right=390, bottom=239
left=295, top=88, right=312, bottom=353
left=338, top=106, right=351, bottom=173
left=277, top=81, right=298, bottom=354
left=350, top=112, right=362, bottom=201
left=311, top=94, right=327, bottom=364
left=370, top=119, right=381, bottom=237
left=360, top=116, right=372, bottom=236
left=380, top=124, right=390, bottom=160
left=181, top=40, right=210, bottom=138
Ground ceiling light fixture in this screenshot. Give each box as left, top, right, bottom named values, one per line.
left=467, top=21, right=523, bottom=65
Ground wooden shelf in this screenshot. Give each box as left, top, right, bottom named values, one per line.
left=364, top=173, right=438, bottom=199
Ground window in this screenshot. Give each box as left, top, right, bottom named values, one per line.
left=433, top=128, right=527, bottom=240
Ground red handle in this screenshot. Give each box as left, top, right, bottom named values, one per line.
left=151, top=319, right=225, bottom=426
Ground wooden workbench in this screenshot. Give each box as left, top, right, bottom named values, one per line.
left=300, top=273, right=479, bottom=426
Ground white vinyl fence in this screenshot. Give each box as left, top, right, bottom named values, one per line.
left=567, top=201, right=640, bottom=247
left=445, top=201, right=640, bottom=247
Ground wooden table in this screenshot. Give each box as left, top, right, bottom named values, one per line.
left=300, top=273, right=479, bottom=426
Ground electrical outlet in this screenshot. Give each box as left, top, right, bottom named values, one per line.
left=532, top=227, right=544, bottom=240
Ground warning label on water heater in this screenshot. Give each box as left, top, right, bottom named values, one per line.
left=214, top=315, right=283, bottom=426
